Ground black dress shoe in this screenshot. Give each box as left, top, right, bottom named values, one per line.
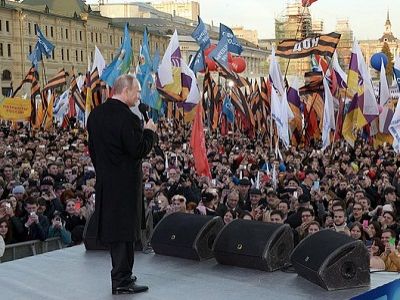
left=112, top=283, right=149, bottom=295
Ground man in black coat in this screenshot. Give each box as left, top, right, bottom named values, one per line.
left=87, top=75, right=157, bottom=295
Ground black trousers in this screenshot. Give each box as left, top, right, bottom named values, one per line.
left=110, top=241, right=134, bottom=288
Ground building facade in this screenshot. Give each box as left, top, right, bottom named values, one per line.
left=232, top=26, right=259, bottom=46
left=151, top=0, right=200, bottom=22
left=0, top=0, right=170, bottom=96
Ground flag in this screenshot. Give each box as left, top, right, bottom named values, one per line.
left=53, top=89, right=70, bottom=120
left=101, top=23, right=132, bottom=87
left=36, top=26, right=54, bottom=58
left=342, top=93, right=366, bottom=147
left=191, top=16, right=211, bottom=50
left=214, top=59, right=250, bottom=88
left=302, top=0, right=318, bottom=7
left=209, top=35, right=229, bottom=67
left=85, top=74, right=93, bottom=127
left=276, top=32, right=341, bottom=59
left=271, top=86, right=291, bottom=148
left=269, top=47, right=285, bottom=96
left=332, top=52, right=347, bottom=90
left=379, top=60, right=392, bottom=133
left=91, top=46, right=106, bottom=76
left=70, top=74, right=85, bottom=112
left=389, top=100, right=400, bottom=153
left=141, top=27, right=152, bottom=68
left=322, top=78, right=336, bottom=150
left=43, top=69, right=69, bottom=93
left=394, top=55, right=400, bottom=92
left=189, top=49, right=205, bottom=74
left=152, top=48, right=160, bottom=73
left=141, top=71, right=162, bottom=110
left=157, top=30, right=181, bottom=92
left=222, top=95, right=235, bottom=124
left=28, top=43, right=42, bottom=70
left=287, top=84, right=302, bottom=145
left=190, top=104, right=211, bottom=178
left=43, top=91, right=54, bottom=130
left=219, top=23, right=243, bottom=55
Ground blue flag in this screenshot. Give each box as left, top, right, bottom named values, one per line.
left=36, top=26, right=54, bottom=58
left=189, top=49, right=205, bottom=74
left=28, top=42, right=42, bottom=70
left=141, top=71, right=162, bottom=111
left=152, top=48, right=160, bottom=73
left=191, top=16, right=211, bottom=50
left=142, top=27, right=152, bottom=67
left=222, top=95, right=235, bottom=123
left=394, top=66, right=400, bottom=91
left=219, top=23, right=243, bottom=55
left=101, top=23, right=132, bottom=87
left=209, top=35, right=229, bottom=67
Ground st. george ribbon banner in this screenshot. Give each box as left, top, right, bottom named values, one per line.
left=276, top=32, right=341, bottom=59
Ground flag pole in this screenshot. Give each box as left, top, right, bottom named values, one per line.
left=283, top=2, right=309, bottom=81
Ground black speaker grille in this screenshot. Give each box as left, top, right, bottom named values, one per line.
left=291, top=229, right=356, bottom=272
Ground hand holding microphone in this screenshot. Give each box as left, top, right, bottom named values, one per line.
left=139, top=103, right=157, bottom=132
left=144, top=119, right=157, bottom=132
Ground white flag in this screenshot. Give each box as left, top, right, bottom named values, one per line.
left=322, top=78, right=336, bottom=150
left=379, top=60, right=391, bottom=133
left=389, top=101, right=400, bottom=153
left=91, top=46, right=106, bottom=76
left=158, top=30, right=179, bottom=86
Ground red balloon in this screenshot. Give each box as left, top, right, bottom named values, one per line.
left=227, top=52, right=233, bottom=63
left=205, top=56, right=217, bottom=71
left=204, top=44, right=216, bottom=57
left=231, top=57, right=246, bottom=73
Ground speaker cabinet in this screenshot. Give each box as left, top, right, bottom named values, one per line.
left=290, top=229, right=370, bottom=290
left=151, top=212, right=224, bottom=260
left=83, top=211, right=109, bottom=251
left=212, top=219, right=294, bottom=271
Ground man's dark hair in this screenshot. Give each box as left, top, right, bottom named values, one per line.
left=24, top=197, right=38, bottom=206
left=270, top=210, right=284, bottom=220
left=301, top=208, right=314, bottom=217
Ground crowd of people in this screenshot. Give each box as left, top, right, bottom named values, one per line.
left=1, top=119, right=400, bottom=272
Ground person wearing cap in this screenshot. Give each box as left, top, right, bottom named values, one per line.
left=195, top=191, right=217, bottom=216
left=244, top=188, right=264, bottom=212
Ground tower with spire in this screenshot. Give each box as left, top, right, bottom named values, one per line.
left=379, top=10, right=397, bottom=43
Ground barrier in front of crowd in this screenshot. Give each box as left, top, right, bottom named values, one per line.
left=0, top=237, right=67, bottom=263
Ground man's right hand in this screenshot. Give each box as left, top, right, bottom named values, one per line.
left=144, top=120, right=157, bottom=132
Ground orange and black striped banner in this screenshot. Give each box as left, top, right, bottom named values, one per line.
left=276, top=32, right=341, bottom=59
left=43, top=69, right=69, bottom=93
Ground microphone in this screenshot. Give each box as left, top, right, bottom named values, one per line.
left=138, top=103, right=150, bottom=123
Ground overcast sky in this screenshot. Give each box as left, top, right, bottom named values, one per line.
left=87, top=0, right=400, bottom=40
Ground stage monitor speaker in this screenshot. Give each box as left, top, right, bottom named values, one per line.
left=151, top=212, right=224, bottom=261
left=212, top=219, right=294, bottom=271
left=290, top=229, right=370, bottom=291
left=83, top=211, right=109, bottom=251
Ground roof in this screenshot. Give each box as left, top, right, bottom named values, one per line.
left=379, top=33, right=397, bottom=43
left=20, top=0, right=91, bottom=18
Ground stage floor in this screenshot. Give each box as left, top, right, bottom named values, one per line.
left=0, top=245, right=397, bottom=300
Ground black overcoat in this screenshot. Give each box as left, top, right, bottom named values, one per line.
left=87, top=99, right=157, bottom=242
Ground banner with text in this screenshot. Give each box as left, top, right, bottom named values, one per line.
left=276, top=32, right=341, bottom=59
left=0, top=97, right=32, bottom=121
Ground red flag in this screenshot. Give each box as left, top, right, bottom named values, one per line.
left=302, top=0, right=318, bottom=7
left=190, top=104, right=211, bottom=178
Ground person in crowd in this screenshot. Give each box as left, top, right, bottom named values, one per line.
left=332, top=209, right=350, bottom=235
left=20, top=198, right=49, bottom=241
left=303, top=221, right=320, bottom=238
left=63, top=198, right=86, bottom=245
left=223, top=209, right=236, bottom=225
left=0, top=217, right=16, bottom=244
left=47, top=211, right=72, bottom=245
left=369, top=237, right=385, bottom=270
left=349, top=222, right=366, bottom=242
